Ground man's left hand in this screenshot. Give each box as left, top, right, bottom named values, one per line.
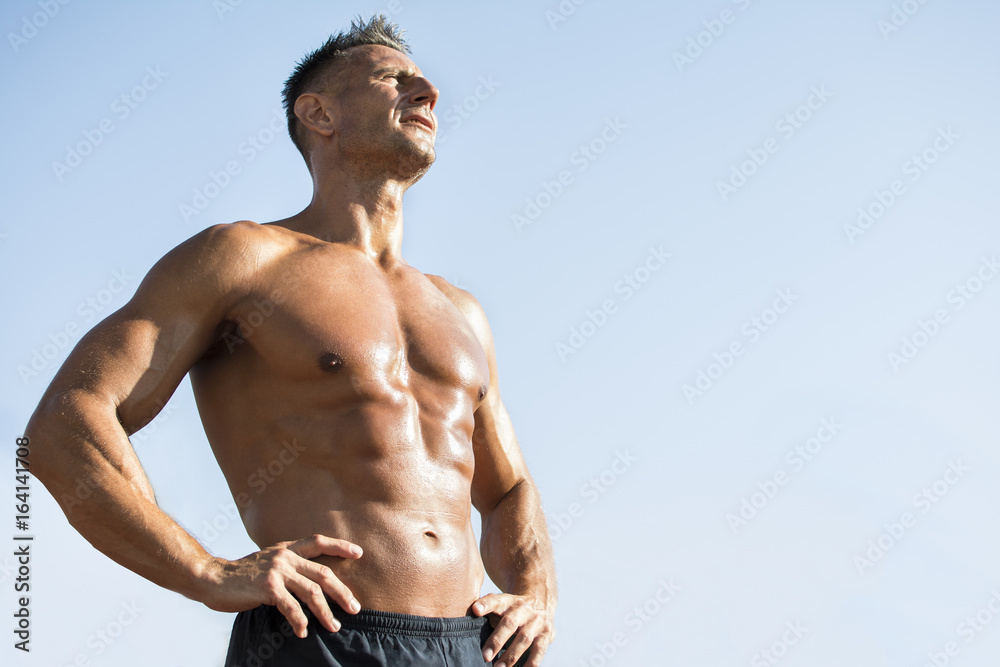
left=472, top=593, right=555, bottom=666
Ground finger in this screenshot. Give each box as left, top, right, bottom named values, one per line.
left=272, top=588, right=311, bottom=639
left=473, top=592, right=512, bottom=617
left=481, top=606, right=527, bottom=663
left=284, top=572, right=339, bottom=633
left=288, top=533, right=363, bottom=560
left=523, top=639, right=549, bottom=667
left=495, top=618, right=542, bottom=667
left=296, top=559, right=361, bottom=615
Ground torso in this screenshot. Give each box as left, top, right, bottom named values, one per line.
left=189, top=223, right=490, bottom=616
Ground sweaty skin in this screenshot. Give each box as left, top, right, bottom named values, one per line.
left=25, top=42, right=556, bottom=667
left=193, top=222, right=493, bottom=616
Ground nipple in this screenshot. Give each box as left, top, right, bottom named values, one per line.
left=319, top=352, right=345, bottom=372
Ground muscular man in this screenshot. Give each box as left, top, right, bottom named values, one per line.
left=25, top=15, right=556, bottom=666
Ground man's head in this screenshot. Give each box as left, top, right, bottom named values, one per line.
left=281, top=15, right=439, bottom=183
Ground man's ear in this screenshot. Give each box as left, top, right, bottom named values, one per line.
left=294, top=92, right=337, bottom=141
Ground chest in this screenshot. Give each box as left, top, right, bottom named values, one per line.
left=223, top=255, right=490, bottom=399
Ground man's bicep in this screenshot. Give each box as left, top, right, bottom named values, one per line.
left=55, top=305, right=218, bottom=434
left=40, top=222, right=255, bottom=432
left=470, top=392, right=532, bottom=514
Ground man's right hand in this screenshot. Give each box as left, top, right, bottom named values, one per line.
left=200, top=534, right=363, bottom=638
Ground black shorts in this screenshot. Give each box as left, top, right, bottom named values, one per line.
left=224, top=601, right=502, bottom=667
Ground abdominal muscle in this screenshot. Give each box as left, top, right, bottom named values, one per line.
left=230, top=448, right=487, bottom=618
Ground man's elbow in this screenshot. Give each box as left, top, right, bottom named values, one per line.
left=23, top=389, right=101, bottom=488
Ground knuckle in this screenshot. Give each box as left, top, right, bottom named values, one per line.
left=331, top=579, right=352, bottom=598
left=277, top=596, right=300, bottom=616
left=263, top=571, right=284, bottom=590
left=510, top=636, right=532, bottom=653
left=500, top=613, right=521, bottom=631
left=498, top=617, right=519, bottom=632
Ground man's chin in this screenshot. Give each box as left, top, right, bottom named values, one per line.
left=341, top=136, right=435, bottom=182
left=393, top=144, right=435, bottom=180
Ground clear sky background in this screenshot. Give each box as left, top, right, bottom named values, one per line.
left=2, top=0, right=1000, bottom=665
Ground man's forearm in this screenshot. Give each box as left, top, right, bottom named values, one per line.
left=26, top=390, right=216, bottom=603
left=480, top=478, right=557, bottom=610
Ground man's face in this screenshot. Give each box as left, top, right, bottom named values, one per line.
left=328, top=44, right=440, bottom=181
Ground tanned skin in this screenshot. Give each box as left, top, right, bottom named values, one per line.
left=25, top=44, right=556, bottom=666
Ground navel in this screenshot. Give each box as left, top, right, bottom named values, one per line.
left=318, top=352, right=345, bottom=372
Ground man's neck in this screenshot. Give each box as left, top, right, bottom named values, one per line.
left=283, top=169, right=414, bottom=266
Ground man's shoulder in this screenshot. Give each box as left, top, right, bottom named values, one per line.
left=168, top=220, right=297, bottom=275
left=133, top=220, right=304, bottom=304
left=423, top=274, right=493, bottom=340
left=424, top=274, right=478, bottom=310
left=184, top=219, right=290, bottom=254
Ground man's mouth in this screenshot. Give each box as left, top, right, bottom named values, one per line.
left=400, top=115, right=434, bottom=133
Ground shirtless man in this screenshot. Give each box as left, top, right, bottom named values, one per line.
left=24, top=15, right=556, bottom=667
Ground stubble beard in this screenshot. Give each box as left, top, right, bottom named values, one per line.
left=341, top=120, right=436, bottom=187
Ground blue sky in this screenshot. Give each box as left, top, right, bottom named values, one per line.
left=3, top=0, right=1000, bottom=665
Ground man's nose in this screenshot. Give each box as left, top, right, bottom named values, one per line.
left=408, top=77, right=439, bottom=111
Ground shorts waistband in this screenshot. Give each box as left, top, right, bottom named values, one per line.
left=330, top=606, right=489, bottom=638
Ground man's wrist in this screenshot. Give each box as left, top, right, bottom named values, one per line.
left=187, top=554, right=226, bottom=606
left=511, top=587, right=557, bottom=615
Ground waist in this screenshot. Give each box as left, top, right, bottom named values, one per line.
left=312, top=534, right=485, bottom=616
left=327, top=605, right=489, bottom=638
